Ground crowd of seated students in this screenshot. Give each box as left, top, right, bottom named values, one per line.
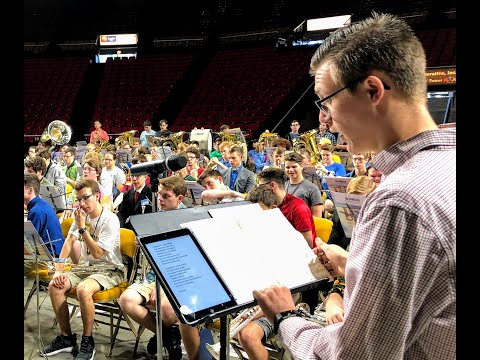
left=24, top=124, right=385, bottom=359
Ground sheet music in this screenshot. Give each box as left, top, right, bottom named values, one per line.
left=24, top=221, right=55, bottom=262
left=324, top=176, right=352, bottom=193
left=330, top=191, right=367, bottom=238
left=185, top=181, right=206, bottom=205
left=181, top=207, right=332, bottom=306
left=40, top=185, right=66, bottom=212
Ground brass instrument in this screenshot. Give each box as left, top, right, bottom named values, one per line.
left=115, top=130, right=137, bottom=147
left=68, top=262, right=118, bottom=275
left=205, top=158, right=219, bottom=171
left=39, top=120, right=72, bottom=146
left=294, top=129, right=322, bottom=165
left=258, top=130, right=279, bottom=148
left=97, top=139, right=111, bottom=150
left=150, top=131, right=185, bottom=150
left=205, top=306, right=262, bottom=358
left=219, top=128, right=248, bottom=161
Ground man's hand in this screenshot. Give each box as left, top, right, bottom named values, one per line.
left=51, top=272, right=68, bottom=289
left=325, top=292, right=345, bottom=325
left=313, top=241, right=348, bottom=277
left=252, top=285, right=296, bottom=325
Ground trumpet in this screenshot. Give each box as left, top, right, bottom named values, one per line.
left=315, top=163, right=334, bottom=177
left=205, top=306, right=261, bottom=359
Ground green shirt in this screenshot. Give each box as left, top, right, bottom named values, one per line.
left=209, top=150, right=222, bottom=159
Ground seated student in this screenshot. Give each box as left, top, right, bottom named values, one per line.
left=37, top=148, right=68, bottom=209
left=42, top=179, right=125, bottom=360
left=185, top=146, right=205, bottom=180
left=251, top=141, right=268, bottom=173
left=116, top=172, right=153, bottom=230
left=188, top=140, right=209, bottom=168
left=24, top=173, right=65, bottom=267
left=256, top=168, right=316, bottom=248
left=209, top=141, right=233, bottom=170
left=25, top=156, right=54, bottom=187
left=219, top=145, right=256, bottom=194
left=319, top=144, right=347, bottom=201
left=82, top=157, right=114, bottom=211
left=122, top=154, right=151, bottom=192
left=366, top=164, right=383, bottom=187
left=209, top=137, right=223, bottom=160
left=346, top=152, right=368, bottom=177
left=118, top=176, right=195, bottom=360
left=197, top=169, right=245, bottom=204
left=63, top=146, right=82, bottom=188
left=236, top=185, right=305, bottom=360
left=284, top=152, right=324, bottom=218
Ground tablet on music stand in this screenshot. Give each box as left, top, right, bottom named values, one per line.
left=138, top=228, right=237, bottom=326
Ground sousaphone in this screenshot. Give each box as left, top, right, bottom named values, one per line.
left=40, top=120, right=72, bottom=145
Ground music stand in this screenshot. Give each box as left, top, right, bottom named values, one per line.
left=129, top=201, right=279, bottom=360
left=185, top=181, right=205, bottom=206
left=40, top=185, right=66, bottom=213
left=24, top=221, right=58, bottom=360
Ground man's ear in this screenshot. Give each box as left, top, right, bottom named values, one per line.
left=178, top=195, right=184, bottom=203
left=364, top=75, right=387, bottom=104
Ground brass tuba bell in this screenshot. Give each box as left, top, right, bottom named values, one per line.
left=40, top=120, right=72, bottom=145
left=294, top=129, right=322, bottom=165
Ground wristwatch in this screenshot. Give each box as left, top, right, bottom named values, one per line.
left=273, top=310, right=300, bottom=334
left=78, top=227, right=87, bottom=235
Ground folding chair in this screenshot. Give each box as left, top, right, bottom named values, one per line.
left=64, top=228, right=139, bottom=357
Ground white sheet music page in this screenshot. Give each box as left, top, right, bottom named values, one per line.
left=181, top=205, right=332, bottom=306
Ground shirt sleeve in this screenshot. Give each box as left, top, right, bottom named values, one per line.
left=278, top=197, right=452, bottom=359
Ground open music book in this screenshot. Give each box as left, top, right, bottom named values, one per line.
left=180, top=204, right=333, bottom=306
left=324, top=176, right=352, bottom=193
left=330, top=191, right=367, bottom=238
left=185, top=180, right=206, bottom=205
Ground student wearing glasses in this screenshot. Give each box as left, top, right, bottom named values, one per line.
left=345, top=152, right=368, bottom=178
left=82, top=157, right=114, bottom=211
left=63, top=146, right=82, bottom=187
left=253, top=13, right=455, bottom=360
left=42, top=178, right=125, bottom=360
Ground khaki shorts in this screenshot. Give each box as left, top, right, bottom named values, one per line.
left=65, top=270, right=123, bottom=291
left=128, top=281, right=167, bottom=304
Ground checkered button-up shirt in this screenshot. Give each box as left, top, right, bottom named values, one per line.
left=278, top=128, right=456, bottom=360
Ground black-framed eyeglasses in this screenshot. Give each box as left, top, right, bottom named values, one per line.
left=75, top=193, right=94, bottom=203
left=314, top=77, right=391, bottom=116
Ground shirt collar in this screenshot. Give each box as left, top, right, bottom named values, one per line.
left=372, top=128, right=456, bottom=176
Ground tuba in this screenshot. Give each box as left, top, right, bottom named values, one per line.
left=40, top=120, right=72, bottom=145
left=294, top=129, right=322, bottom=165
left=159, top=131, right=185, bottom=151
left=115, top=130, right=137, bottom=147
left=258, top=130, right=279, bottom=148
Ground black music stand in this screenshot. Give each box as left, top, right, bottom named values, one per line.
left=129, top=202, right=331, bottom=360
left=130, top=202, right=252, bottom=360
left=40, top=185, right=66, bottom=213
left=24, top=221, right=60, bottom=360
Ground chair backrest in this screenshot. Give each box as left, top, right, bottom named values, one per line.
left=119, top=228, right=138, bottom=282
left=313, top=217, right=333, bottom=244
left=60, top=217, right=74, bottom=238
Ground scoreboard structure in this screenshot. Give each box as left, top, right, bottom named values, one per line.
left=95, top=33, right=139, bottom=63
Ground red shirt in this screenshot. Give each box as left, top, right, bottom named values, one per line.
left=89, top=129, right=109, bottom=143
left=279, top=194, right=316, bottom=247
